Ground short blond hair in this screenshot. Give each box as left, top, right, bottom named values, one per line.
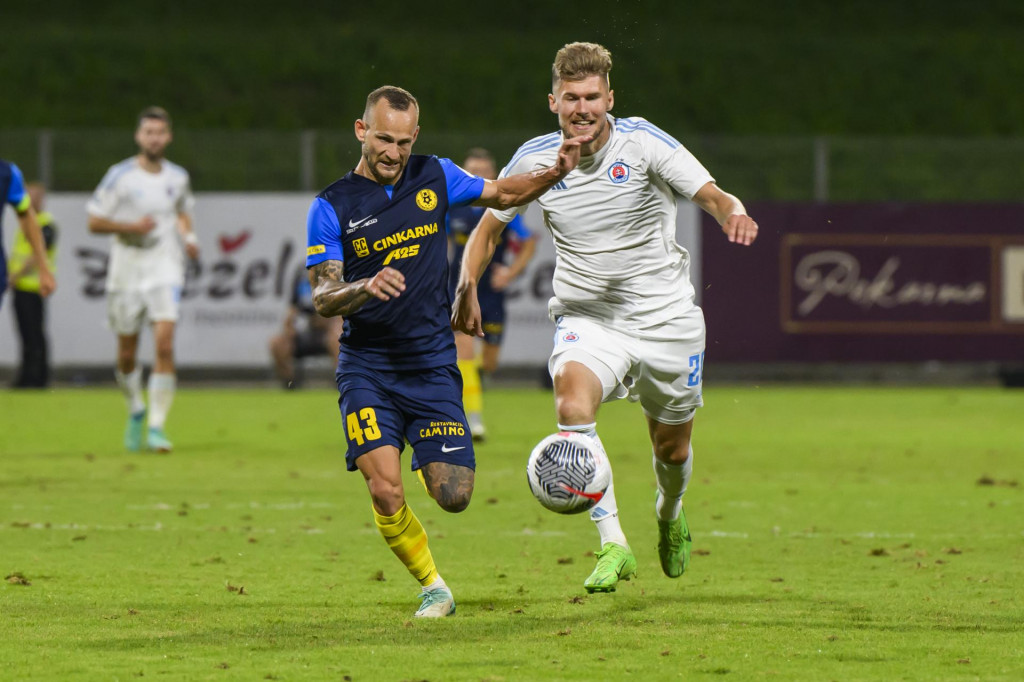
left=363, top=85, right=419, bottom=121
left=551, top=42, right=612, bottom=91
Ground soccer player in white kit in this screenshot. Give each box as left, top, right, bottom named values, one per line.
left=453, top=43, right=758, bottom=592
left=87, top=107, right=199, bottom=453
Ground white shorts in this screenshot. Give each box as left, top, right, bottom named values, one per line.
left=549, top=309, right=706, bottom=425
left=107, top=285, right=181, bottom=335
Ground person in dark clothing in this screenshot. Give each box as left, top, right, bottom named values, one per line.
left=7, top=182, right=58, bottom=388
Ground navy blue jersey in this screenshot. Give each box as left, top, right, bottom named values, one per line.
left=306, top=155, right=484, bottom=371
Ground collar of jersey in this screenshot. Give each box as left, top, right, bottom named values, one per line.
left=349, top=167, right=405, bottom=199
left=577, top=114, right=618, bottom=171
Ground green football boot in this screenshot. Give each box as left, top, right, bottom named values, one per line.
left=584, top=542, right=637, bottom=593
left=657, top=505, right=692, bottom=578
left=124, top=411, right=146, bottom=452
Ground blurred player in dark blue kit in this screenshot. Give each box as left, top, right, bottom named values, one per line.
left=447, top=148, right=537, bottom=441
left=305, top=86, right=589, bottom=618
left=1, top=160, right=56, bottom=309
left=268, top=267, right=344, bottom=389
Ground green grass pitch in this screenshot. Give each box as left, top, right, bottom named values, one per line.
left=1, top=385, right=1021, bottom=681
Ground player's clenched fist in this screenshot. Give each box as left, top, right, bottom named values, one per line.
left=364, top=266, right=406, bottom=301
left=451, top=284, right=483, bottom=338
left=722, top=213, right=758, bottom=246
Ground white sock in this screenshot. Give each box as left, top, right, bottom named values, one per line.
left=559, top=422, right=628, bottom=548
left=558, top=421, right=596, bottom=436
left=424, top=576, right=448, bottom=592
left=557, top=421, right=605, bottom=451
left=654, top=445, right=693, bottom=521
left=147, top=373, right=176, bottom=430
left=591, top=476, right=628, bottom=547
left=115, top=368, right=145, bottom=415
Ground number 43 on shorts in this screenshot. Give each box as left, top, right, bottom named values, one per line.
left=687, top=351, right=705, bottom=387
left=347, top=407, right=382, bottom=445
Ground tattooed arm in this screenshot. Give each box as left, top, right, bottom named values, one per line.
left=308, top=260, right=407, bottom=318
left=472, top=133, right=591, bottom=210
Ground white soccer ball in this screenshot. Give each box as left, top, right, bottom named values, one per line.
left=526, top=431, right=611, bottom=514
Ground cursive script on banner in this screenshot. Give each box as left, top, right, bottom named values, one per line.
left=794, top=250, right=986, bottom=316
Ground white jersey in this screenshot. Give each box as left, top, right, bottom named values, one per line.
left=492, top=116, right=713, bottom=333
left=86, top=157, right=195, bottom=292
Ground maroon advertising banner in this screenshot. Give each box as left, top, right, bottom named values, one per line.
left=701, top=204, right=1024, bottom=362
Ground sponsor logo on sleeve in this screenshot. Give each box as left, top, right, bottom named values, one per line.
left=307, top=244, right=326, bottom=256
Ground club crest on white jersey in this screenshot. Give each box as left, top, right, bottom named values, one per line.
left=608, top=161, right=630, bottom=184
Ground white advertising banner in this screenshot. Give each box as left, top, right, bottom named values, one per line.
left=1, top=194, right=700, bottom=369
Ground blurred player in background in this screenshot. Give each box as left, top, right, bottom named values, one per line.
left=447, top=148, right=537, bottom=441
left=87, top=106, right=199, bottom=453
left=453, top=42, right=758, bottom=593
left=1, top=160, right=56, bottom=310
left=306, top=85, right=588, bottom=617
left=269, top=267, right=344, bottom=389
left=7, top=182, right=59, bottom=388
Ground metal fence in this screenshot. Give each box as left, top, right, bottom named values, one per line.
left=3, top=128, right=1023, bottom=202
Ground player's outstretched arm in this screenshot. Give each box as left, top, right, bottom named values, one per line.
left=452, top=211, right=507, bottom=337
left=472, top=134, right=591, bottom=210
left=309, top=259, right=406, bottom=318
left=692, top=182, right=758, bottom=246
left=17, top=207, right=56, bottom=297
left=88, top=214, right=157, bottom=237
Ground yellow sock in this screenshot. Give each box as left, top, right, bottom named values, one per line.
left=458, top=358, right=483, bottom=415
left=373, top=503, right=439, bottom=586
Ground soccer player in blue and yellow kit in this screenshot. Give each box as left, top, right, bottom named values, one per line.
left=305, top=86, right=589, bottom=618
left=1, top=160, right=56, bottom=308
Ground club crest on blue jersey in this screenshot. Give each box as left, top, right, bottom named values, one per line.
left=416, top=188, right=438, bottom=211
left=608, top=161, right=630, bottom=184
